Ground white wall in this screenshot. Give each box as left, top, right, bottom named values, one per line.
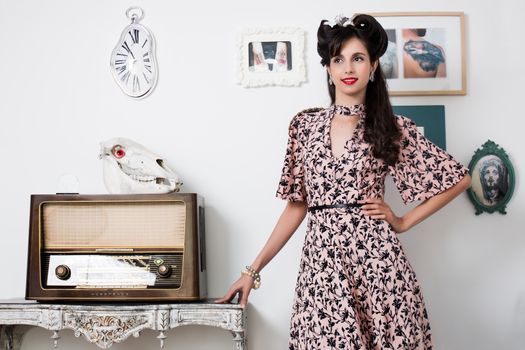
left=0, top=0, right=523, bottom=349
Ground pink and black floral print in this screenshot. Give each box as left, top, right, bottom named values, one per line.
left=276, top=105, right=468, bottom=349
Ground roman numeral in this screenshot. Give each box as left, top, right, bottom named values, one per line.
left=116, top=65, right=126, bottom=75
left=142, top=39, right=148, bottom=49
left=143, top=72, right=150, bottom=84
left=129, top=29, right=139, bottom=44
left=133, top=75, right=140, bottom=92
left=143, top=52, right=149, bottom=58
left=121, top=41, right=135, bottom=59
left=145, top=65, right=152, bottom=73
left=121, top=71, right=131, bottom=84
left=144, top=58, right=150, bottom=63
left=114, top=59, right=126, bottom=66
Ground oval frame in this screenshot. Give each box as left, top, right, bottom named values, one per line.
left=467, top=140, right=515, bottom=215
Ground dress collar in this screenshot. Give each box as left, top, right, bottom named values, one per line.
left=330, top=104, right=366, bottom=117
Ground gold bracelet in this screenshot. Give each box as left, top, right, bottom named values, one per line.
left=241, top=265, right=261, bottom=289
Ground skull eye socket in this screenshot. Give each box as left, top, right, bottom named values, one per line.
left=112, top=145, right=125, bottom=158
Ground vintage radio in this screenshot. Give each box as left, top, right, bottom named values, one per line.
left=25, top=193, right=206, bottom=301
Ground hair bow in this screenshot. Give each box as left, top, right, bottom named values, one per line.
left=322, top=15, right=365, bottom=28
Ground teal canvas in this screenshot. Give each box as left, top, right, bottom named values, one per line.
left=393, top=105, right=446, bottom=150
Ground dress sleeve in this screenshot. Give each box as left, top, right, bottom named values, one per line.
left=389, top=116, right=469, bottom=204
left=275, top=113, right=306, bottom=202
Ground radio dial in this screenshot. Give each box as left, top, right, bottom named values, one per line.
left=157, top=264, right=172, bottom=278
left=55, top=265, right=71, bottom=280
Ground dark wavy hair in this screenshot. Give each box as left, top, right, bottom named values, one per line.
left=317, top=14, right=401, bottom=165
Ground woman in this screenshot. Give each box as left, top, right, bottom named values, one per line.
left=217, top=14, right=471, bottom=349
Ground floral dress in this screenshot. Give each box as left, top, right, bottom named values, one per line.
left=276, top=104, right=468, bottom=350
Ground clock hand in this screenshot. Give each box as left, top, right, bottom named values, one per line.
left=122, top=41, right=135, bottom=59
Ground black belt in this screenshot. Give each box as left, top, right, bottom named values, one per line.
left=308, top=203, right=362, bottom=212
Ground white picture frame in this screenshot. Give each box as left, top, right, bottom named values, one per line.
left=370, top=12, right=466, bottom=96
left=237, top=27, right=306, bottom=87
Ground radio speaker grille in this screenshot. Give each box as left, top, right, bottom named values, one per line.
left=42, top=201, right=186, bottom=249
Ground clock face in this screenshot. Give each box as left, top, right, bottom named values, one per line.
left=110, top=23, right=158, bottom=98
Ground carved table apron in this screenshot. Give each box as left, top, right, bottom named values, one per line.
left=0, top=299, right=247, bottom=349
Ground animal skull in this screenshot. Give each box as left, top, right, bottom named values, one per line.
left=99, top=137, right=183, bottom=194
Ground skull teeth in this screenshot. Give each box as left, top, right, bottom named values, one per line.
left=116, top=162, right=174, bottom=187
left=129, top=174, right=156, bottom=182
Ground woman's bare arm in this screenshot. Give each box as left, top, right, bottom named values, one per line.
left=362, top=174, right=471, bottom=233
left=215, top=201, right=307, bottom=306
left=250, top=201, right=308, bottom=271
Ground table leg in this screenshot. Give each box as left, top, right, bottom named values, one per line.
left=230, top=331, right=246, bottom=350
left=1, top=326, right=27, bottom=350
left=1, top=325, right=13, bottom=350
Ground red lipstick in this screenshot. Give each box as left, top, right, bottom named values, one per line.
left=341, top=77, right=358, bottom=85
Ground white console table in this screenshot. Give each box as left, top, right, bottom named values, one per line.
left=0, top=299, right=247, bottom=349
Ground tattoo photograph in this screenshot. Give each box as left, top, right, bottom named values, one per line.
left=472, top=156, right=508, bottom=206
left=238, top=27, right=306, bottom=87
left=402, top=28, right=446, bottom=78
left=379, top=29, right=399, bottom=79
left=372, top=12, right=465, bottom=95
left=467, top=140, right=515, bottom=215
left=248, top=41, right=292, bottom=72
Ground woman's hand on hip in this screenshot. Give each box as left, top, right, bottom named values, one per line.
left=360, top=198, right=407, bottom=233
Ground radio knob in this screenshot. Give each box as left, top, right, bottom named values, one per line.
left=55, top=265, right=71, bottom=280
left=157, top=264, right=172, bottom=278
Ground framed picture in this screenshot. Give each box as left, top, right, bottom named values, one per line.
left=467, top=140, right=515, bottom=215
left=371, top=12, right=466, bottom=96
left=393, top=105, right=446, bottom=150
left=237, top=27, right=306, bottom=87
